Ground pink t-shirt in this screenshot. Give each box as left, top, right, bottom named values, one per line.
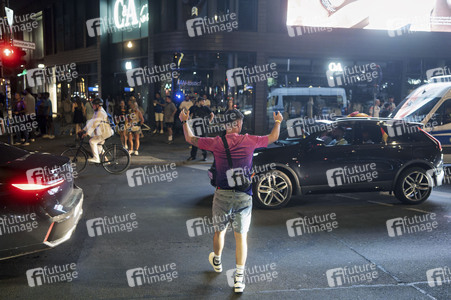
left=198, top=133, right=269, bottom=193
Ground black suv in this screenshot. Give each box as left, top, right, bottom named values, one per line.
left=251, top=118, right=444, bottom=209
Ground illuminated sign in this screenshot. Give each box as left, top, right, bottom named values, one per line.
left=114, top=0, right=149, bottom=29
left=329, top=62, right=343, bottom=72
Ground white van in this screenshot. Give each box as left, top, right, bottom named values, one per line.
left=392, top=78, right=451, bottom=164
left=267, top=87, right=347, bottom=129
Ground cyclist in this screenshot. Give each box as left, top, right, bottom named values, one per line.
left=80, top=98, right=114, bottom=163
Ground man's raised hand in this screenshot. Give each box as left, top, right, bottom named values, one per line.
left=273, top=111, right=283, bottom=123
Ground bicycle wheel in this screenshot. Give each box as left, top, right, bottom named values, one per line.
left=61, top=148, right=88, bottom=174
left=102, top=144, right=131, bottom=174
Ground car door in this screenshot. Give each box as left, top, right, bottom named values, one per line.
left=298, top=121, right=360, bottom=191
left=354, top=122, right=403, bottom=190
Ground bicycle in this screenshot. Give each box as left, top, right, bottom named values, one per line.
left=61, top=136, right=131, bottom=175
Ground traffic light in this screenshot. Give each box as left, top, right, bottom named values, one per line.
left=1, top=44, right=27, bottom=69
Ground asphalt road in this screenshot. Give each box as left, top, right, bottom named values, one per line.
left=0, top=163, right=450, bottom=300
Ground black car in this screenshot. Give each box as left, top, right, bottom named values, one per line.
left=251, top=118, right=444, bottom=209
left=0, top=143, right=83, bottom=260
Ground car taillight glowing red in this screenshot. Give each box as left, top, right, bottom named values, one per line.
left=11, top=179, right=64, bottom=191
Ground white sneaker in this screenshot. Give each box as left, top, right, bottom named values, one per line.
left=42, top=134, right=49, bottom=138
left=22, top=142, right=30, bottom=146
left=208, top=252, right=222, bottom=273
left=124, top=145, right=128, bottom=150
left=134, top=151, right=139, bottom=156
left=49, top=135, right=55, bottom=139
left=88, top=158, right=101, bottom=163
left=129, top=150, right=134, bottom=155
left=30, top=139, right=35, bottom=142
left=159, top=130, right=164, bottom=134
left=234, top=273, right=245, bottom=293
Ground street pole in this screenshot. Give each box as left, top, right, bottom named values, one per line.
left=1, top=0, right=14, bottom=144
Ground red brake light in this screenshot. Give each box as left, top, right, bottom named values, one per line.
left=11, top=179, right=64, bottom=191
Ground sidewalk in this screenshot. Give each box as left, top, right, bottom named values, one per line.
left=0, top=132, right=213, bottom=166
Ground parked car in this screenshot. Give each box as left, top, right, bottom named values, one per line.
left=251, top=118, right=444, bottom=209
left=0, top=143, right=83, bottom=260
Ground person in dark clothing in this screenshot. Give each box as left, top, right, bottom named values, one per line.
left=36, top=93, right=48, bottom=137
left=380, top=102, right=391, bottom=118
left=187, top=98, right=214, bottom=161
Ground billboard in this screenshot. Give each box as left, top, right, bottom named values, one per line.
left=287, top=0, right=451, bottom=32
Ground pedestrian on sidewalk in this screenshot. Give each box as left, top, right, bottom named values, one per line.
left=36, top=93, right=48, bottom=138
left=72, top=96, right=86, bottom=138
left=179, top=108, right=283, bottom=294
left=163, top=95, right=176, bottom=144
left=114, top=99, right=129, bottom=150
left=22, top=89, right=36, bottom=142
left=44, top=92, right=55, bottom=139
left=153, top=92, right=165, bottom=134
left=12, top=92, right=29, bottom=146
left=187, top=98, right=214, bottom=161
left=127, top=99, right=144, bottom=155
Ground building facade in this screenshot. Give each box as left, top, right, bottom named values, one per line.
left=9, top=0, right=451, bottom=134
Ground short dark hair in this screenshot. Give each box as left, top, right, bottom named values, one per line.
left=224, top=109, right=244, bottom=125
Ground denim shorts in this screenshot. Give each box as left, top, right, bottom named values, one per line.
left=212, top=189, right=253, bottom=234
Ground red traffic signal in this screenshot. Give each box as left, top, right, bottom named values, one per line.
left=1, top=44, right=27, bottom=69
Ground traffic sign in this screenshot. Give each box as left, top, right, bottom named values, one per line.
left=12, top=40, right=35, bottom=50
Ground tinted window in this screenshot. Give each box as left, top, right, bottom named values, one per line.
left=357, top=123, right=384, bottom=145
left=320, top=122, right=355, bottom=146
left=0, top=144, right=28, bottom=164
left=381, top=124, right=426, bottom=143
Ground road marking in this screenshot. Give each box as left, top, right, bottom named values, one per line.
left=335, top=194, right=360, bottom=200
left=367, top=201, right=394, bottom=207
left=404, top=208, right=433, bottom=214
left=431, top=190, right=451, bottom=198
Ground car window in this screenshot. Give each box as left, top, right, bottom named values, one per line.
left=323, top=122, right=355, bottom=146
left=0, top=143, right=28, bottom=164
left=356, top=123, right=384, bottom=145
